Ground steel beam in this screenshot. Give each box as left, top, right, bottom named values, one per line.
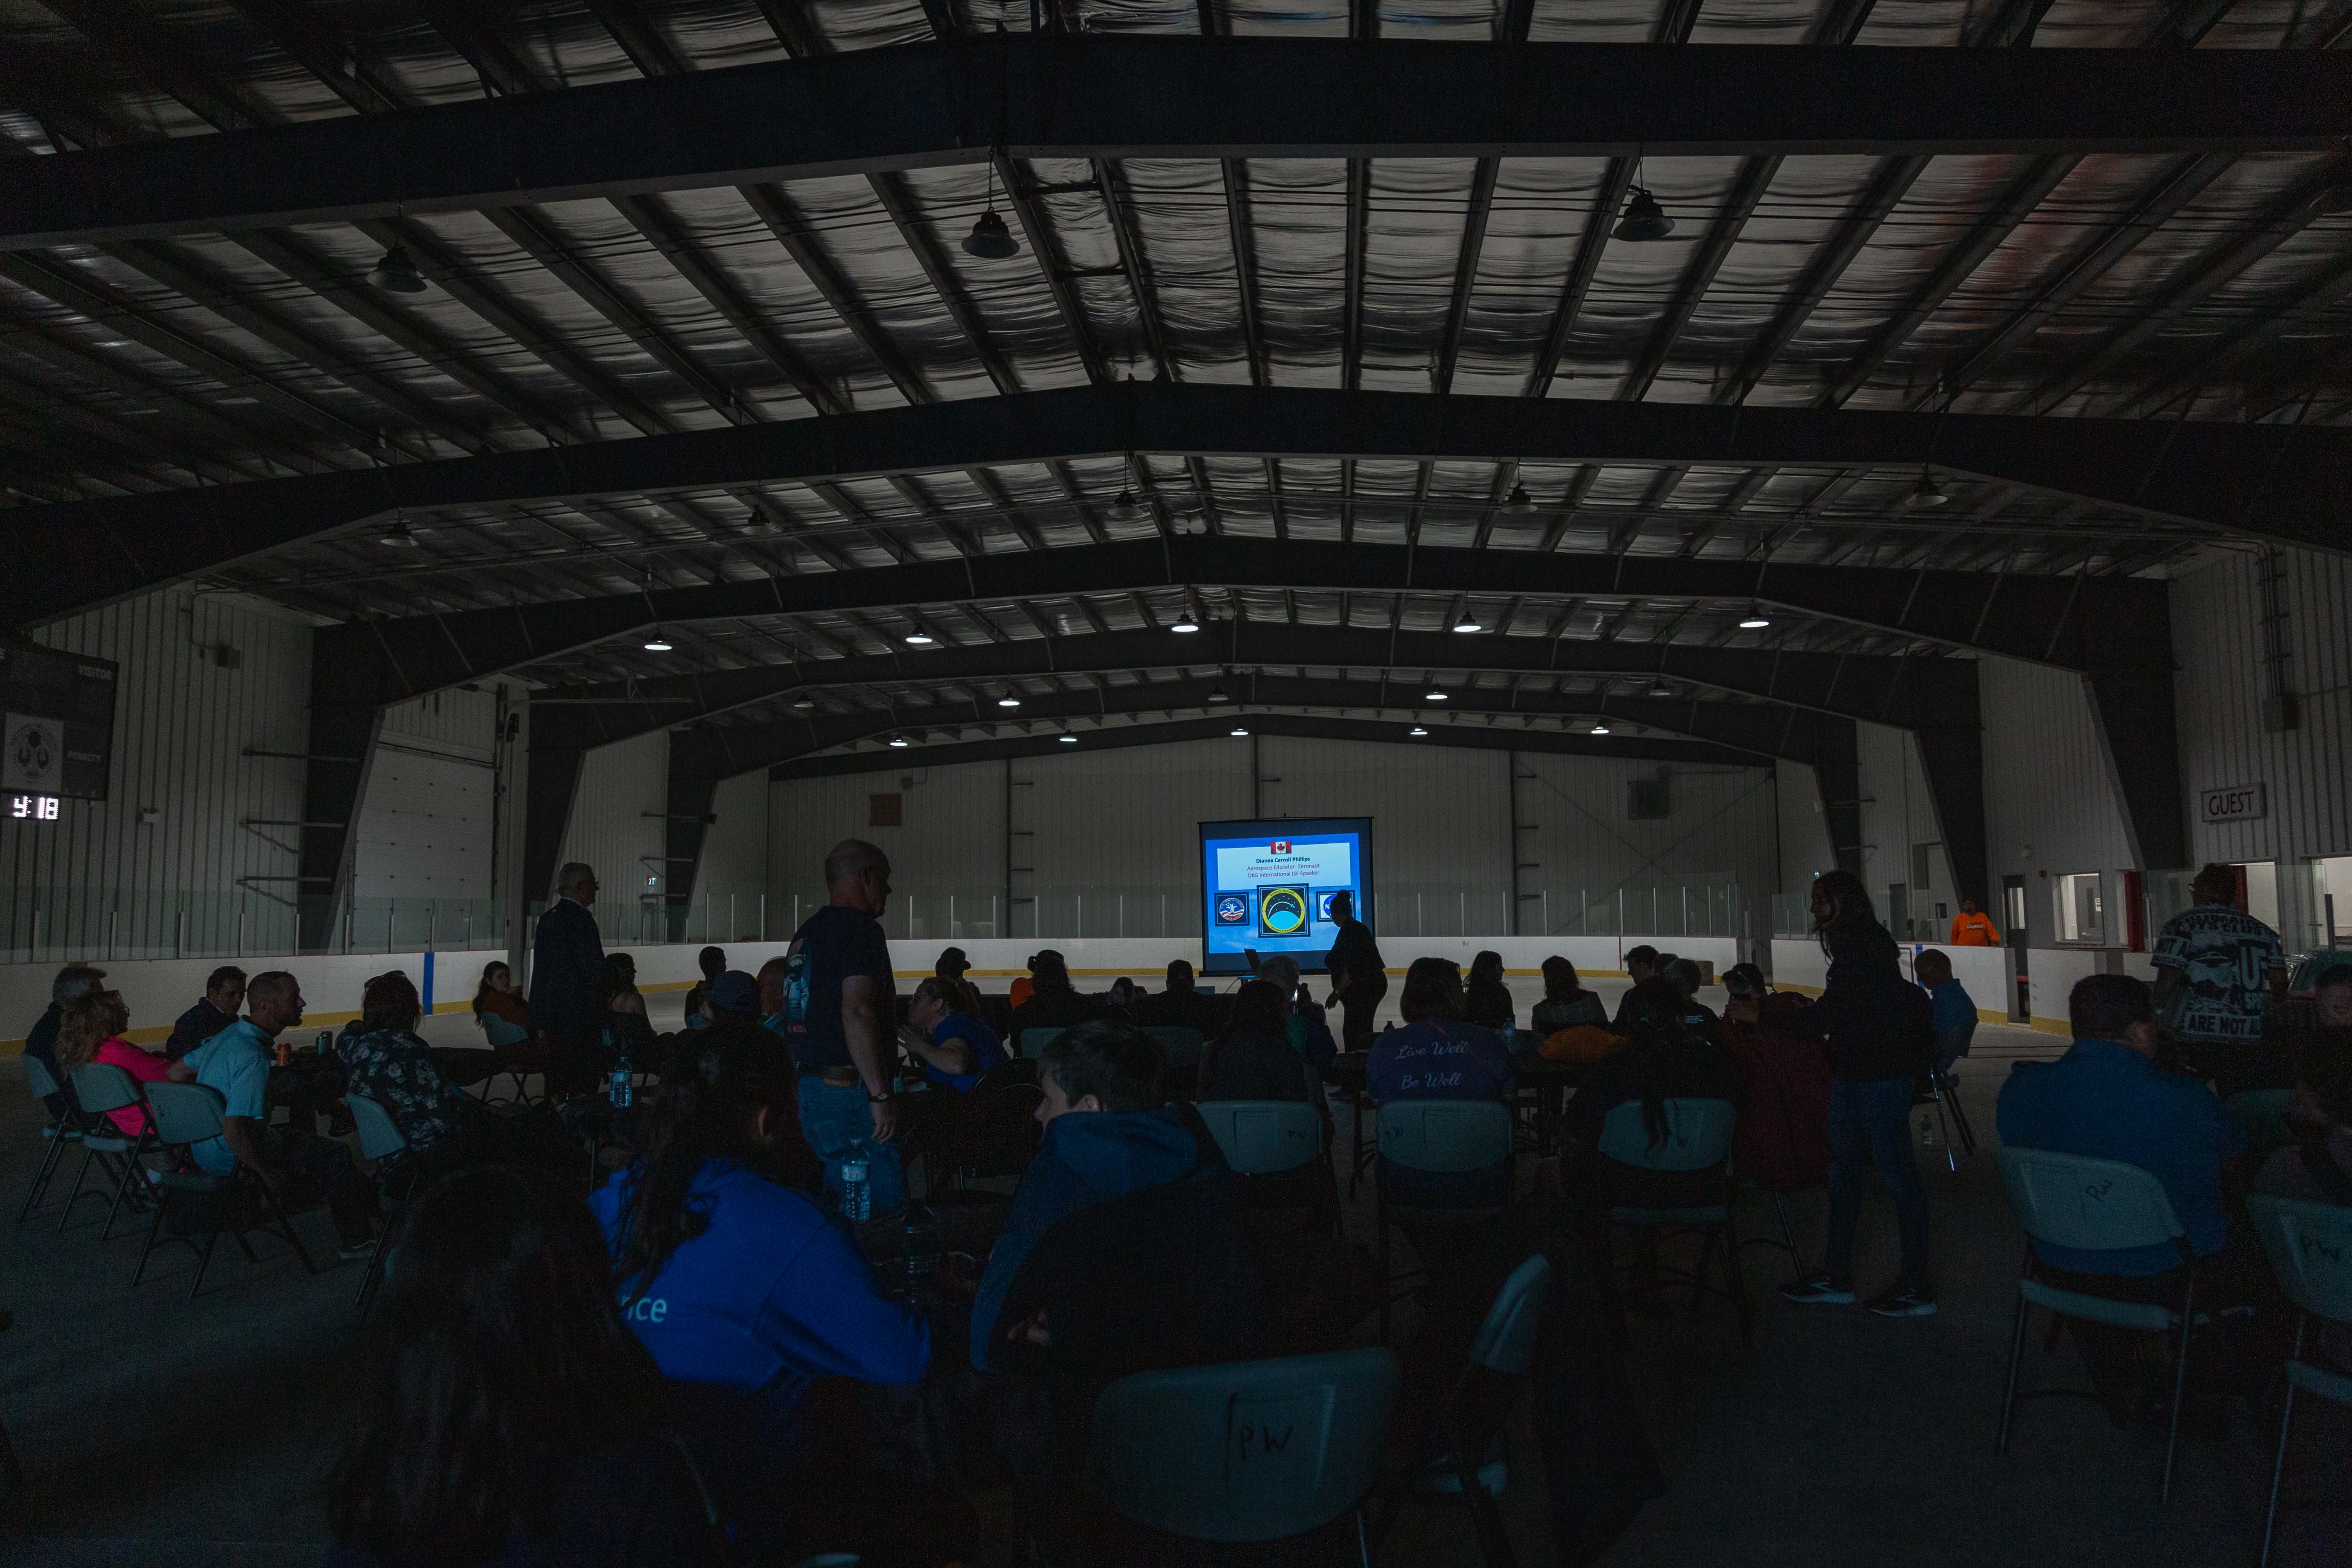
left=11, top=383, right=2343, bottom=624
left=760, top=711, right=1773, bottom=780
left=8, top=41, right=2351, bottom=248
left=311, top=536, right=2163, bottom=708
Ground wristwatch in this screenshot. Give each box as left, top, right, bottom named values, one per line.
left=866, top=1088, right=893, bottom=1104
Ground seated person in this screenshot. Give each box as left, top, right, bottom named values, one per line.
left=1009, top=950, right=1101, bottom=1044
left=340, top=973, right=487, bottom=1175
left=1366, top=959, right=1514, bottom=1207
left=602, top=953, right=658, bottom=1061
left=472, top=961, right=530, bottom=1032
left=680, top=946, right=727, bottom=1030
left=1996, top=974, right=2246, bottom=1418
left=1464, top=950, right=1516, bottom=1032
left=1255, top=955, right=1338, bottom=1071
left=972, top=1021, right=1264, bottom=1379
left=1141, top=958, right=1227, bottom=1038
left=1530, top=956, right=1607, bottom=1036
left=184, top=971, right=379, bottom=1259
left=25, top=963, right=107, bottom=1130
left=2256, top=1022, right=2352, bottom=1205
left=1663, top=958, right=1719, bottom=1033
left=1197, top=981, right=1317, bottom=1103
left=328, top=1166, right=717, bottom=1568
left=1717, top=964, right=1833, bottom=1195
left=1103, top=976, right=1141, bottom=1018
left=898, top=976, right=1008, bottom=1093
left=56, top=986, right=192, bottom=1136
left=1915, top=948, right=1977, bottom=1077
left=166, top=965, right=246, bottom=1062
left=1610, top=946, right=1662, bottom=1031
left=592, top=1023, right=924, bottom=1549
left=1562, top=979, right=1740, bottom=1199
left=1560, top=978, right=1740, bottom=1306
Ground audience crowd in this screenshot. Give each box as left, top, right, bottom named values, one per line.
left=10, top=849, right=2349, bottom=1565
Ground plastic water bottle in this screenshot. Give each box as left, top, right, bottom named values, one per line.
left=839, top=1158, right=872, bottom=1224
left=610, top=1051, right=633, bottom=1109
left=900, top=1204, right=940, bottom=1302
left=1918, top=1110, right=1937, bottom=1148
left=315, top=1030, right=332, bottom=1055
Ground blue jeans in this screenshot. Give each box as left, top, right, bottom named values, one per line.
left=795, top=1075, right=906, bottom=1216
left=1825, top=1075, right=1929, bottom=1292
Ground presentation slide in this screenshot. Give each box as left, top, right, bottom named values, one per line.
left=1197, top=816, right=1374, bottom=976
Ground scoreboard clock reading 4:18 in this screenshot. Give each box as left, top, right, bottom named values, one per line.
left=10, top=794, right=60, bottom=821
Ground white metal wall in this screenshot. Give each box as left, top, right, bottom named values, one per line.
left=1854, top=722, right=1960, bottom=941
left=767, top=756, right=1008, bottom=941
left=1777, top=759, right=1836, bottom=892
left=761, top=735, right=1785, bottom=945
left=1027, top=737, right=1250, bottom=940
left=685, top=770, right=773, bottom=943
left=3, top=587, right=313, bottom=963
left=353, top=689, right=499, bottom=903
left=2170, top=544, right=2352, bottom=948
left=1979, top=656, right=2137, bottom=950
left=1512, top=752, right=1774, bottom=944
left=556, top=729, right=669, bottom=943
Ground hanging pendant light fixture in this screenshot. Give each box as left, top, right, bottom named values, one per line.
left=641, top=630, right=674, bottom=652
left=1613, top=163, right=1675, bottom=242
left=1409, top=725, right=1429, bottom=736
left=1110, top=488, right=1140, bottom=522
left=888, top=733, right=912, bottom=748
left=965, top=137, right=1019, bottom=258
left=1906, top=469, right=1950, bottom=508
left=369, top=245, right=427, bottom=293
left=1504, top=482, right=1533, bottom=514
left=376, top=519, right=420, bottom=548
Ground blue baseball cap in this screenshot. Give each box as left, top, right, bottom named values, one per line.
left=708, top=970, right=761, bottom=1014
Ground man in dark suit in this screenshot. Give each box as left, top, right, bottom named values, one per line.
left=529, top=861, right=607, bottom=1099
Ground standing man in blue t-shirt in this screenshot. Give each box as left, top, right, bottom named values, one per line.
left=781, top=839, right=905, bottom=1215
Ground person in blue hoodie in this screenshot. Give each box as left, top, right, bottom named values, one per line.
left=590, top=1020, right=929, bottom=1555
left=970, top=1020, right=1264, bottom=1379
left=1914, top=947, right=1977, bottom=1077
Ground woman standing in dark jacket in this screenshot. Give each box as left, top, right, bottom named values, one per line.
left=1781, top=872, right=1936, bottom=1317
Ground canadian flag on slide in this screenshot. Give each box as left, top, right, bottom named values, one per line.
left=1271, top=840, right=1291, bottom=855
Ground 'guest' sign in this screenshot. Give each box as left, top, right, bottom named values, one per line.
left=2199, top=782, right=2266, bottom=824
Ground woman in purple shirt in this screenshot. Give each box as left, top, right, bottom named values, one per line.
left=1367, top=959, right=1514, bottom=1206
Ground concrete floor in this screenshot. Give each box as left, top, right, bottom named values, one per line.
left=0, top=980, right=2339, bottom=1565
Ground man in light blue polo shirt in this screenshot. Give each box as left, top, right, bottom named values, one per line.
left=184, top=971, right=377, bottom=1258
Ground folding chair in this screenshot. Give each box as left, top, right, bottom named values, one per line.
left=475, top=1014, right=536, bottom=1105
left=1374, top=1100, right=1516, bottom=1340
left=1922, top=1015, right=1979, bottom=1164
left=1195, top=1099, right=1321, bottom=1176
left=939, top=1069, right=1044, bottom=1200
left=1085, top=1346, right=1399, bottom=1564
left=2250, top=1195, right=2352, bottom=1567
left=1373, top=1253, right=1553, bottom=1568
left=1994, top=1147, right=2218, bottom=1503
left=1143, top=1026, right=1206, bottom=1073
left=133, top=1081, right=318, bottom=1298
left=16, top=1057, right=82, bottom=1221
left=58, top=1063, right=158, bottom=1240
left=1598, top=1097, right=1750, bottom=1350
left=344, top=1093, right=410, bottom=1324
left=1016, top=1026, right=1070, bottom=1061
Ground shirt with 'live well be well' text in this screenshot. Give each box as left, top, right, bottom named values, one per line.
left=1365, top=1019, right=1513, bottom=1105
